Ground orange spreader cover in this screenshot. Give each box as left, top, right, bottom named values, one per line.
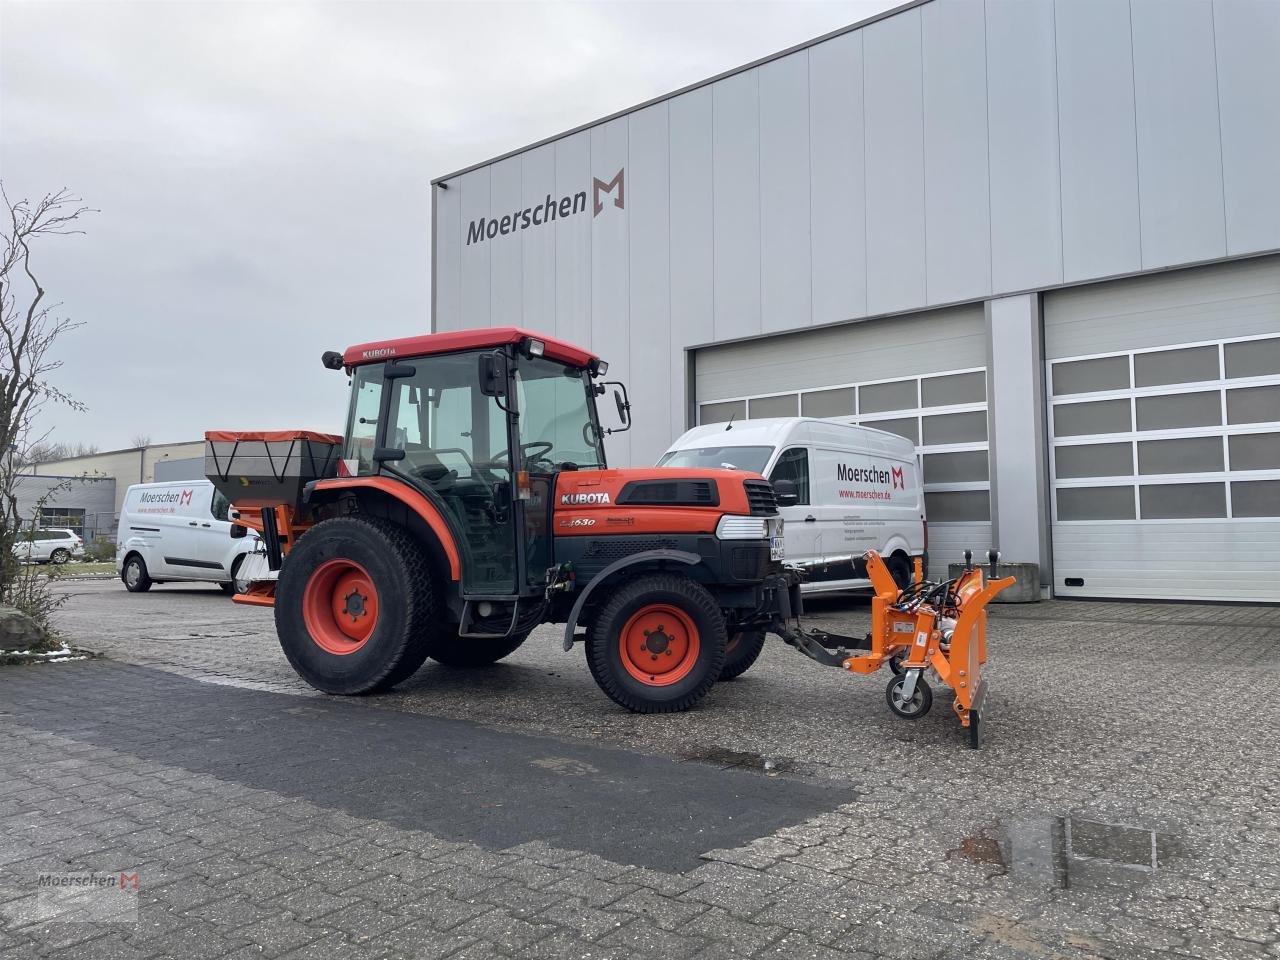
left=204, top=430, right=343, bottom=444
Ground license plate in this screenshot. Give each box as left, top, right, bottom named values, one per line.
left=770, top=536, right=785, bottom=561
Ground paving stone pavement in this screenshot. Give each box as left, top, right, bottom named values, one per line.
left=0, top=579, right=1274, bottom=958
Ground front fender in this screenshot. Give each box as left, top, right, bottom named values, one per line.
left=561, top=549, right=702, bottom=651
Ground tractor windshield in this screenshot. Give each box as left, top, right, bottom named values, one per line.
left=512, top=356, right=604, bottom=471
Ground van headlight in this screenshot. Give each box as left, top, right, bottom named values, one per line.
left=716, top=515, right=779, bottom=540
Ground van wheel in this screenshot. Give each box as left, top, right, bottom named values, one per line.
left=221, top=556, right=251, bottom=596
left=430, top=630, right=529, bottom=667
left=122, top=555, right=152, bottom=593
left=586, top=574, right=726, bottom=713
left=719, top=630, right=766, bottom=680
left=887, top=555, right=912, bottom=590
left=275, top=517, right=434, bottom=695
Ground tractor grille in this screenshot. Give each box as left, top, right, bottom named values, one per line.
left=744, top=480, right=778, bottom=516
left=583, top=537, right=680, bottom=562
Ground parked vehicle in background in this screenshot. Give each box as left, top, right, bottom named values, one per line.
left=115, top=479, right=259, bottom=595
left=660, top=418, right=926, bottom=592
left=12, top=528, right=85, bottom=565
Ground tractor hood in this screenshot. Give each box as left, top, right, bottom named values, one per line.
left=552, top=468, right=778, bottom=536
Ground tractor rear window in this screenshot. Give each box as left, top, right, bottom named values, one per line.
left=658, top=446, right=773, bottom=474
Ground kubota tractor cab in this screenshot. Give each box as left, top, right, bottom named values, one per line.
left=208, top=325, right=1012, bottom=743
left=209, top=327, right=787, bottom=712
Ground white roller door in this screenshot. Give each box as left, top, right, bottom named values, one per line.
left=693, top=305, right=992, bottom=578
left=1045, top=256, right=1280, bottom=602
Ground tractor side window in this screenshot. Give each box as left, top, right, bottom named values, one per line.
left=769, top=448, right=810, bottom=505
left=343, top=368, right=384, bottom=475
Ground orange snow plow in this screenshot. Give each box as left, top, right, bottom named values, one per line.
left=770, top=549, right=1015, bottom=748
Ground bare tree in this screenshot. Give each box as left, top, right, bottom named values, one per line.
left=129, top=433, right=151, bottom=449
left=0, top=185, right=92, bottom=640
left=20, top=440, right=99, bottom=465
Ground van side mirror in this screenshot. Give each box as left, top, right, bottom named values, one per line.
left=479, top=352, right=509, bottom=397
left=772, top=479, right=799, bottom=507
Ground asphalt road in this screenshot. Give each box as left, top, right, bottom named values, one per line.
left=0, top=576, right=1276, bottom=959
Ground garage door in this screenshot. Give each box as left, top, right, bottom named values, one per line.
left=1045, top=256, right=1280, bottom=602
left=693, top=305, right=991, bottom=578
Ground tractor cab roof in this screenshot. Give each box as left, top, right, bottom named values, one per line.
left=342, top=327, right=598, bottom=369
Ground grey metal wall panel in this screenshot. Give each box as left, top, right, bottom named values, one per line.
left=922, top=0, right=991, bottom=304
left=759, top=52, right=813, bottom=334
left=554, top=132, right=591, bottom=349
left=1130, top=0, right=1226, bottom=269
left=627, top=102, right=673, bottom=466
left=1044, top=255, right=1280, bottom=359
left=695, top=304, right=985, bottom=402
left=1053, top=521, right=1280, bottom=602
left=1055, top=0, right=1142, bottom=282
left=591, top=118, right=631, bottom=466
left=808, top=31, right=867, bottom=327
left=712, top=70, right=762, bottom=340
left=1214, top=0, right=1280, bottom=256
left=863, top=8, right=927, bottom=315
left=985, top=0, right=1063, bottom=292
left=489, top=157, right=524, bottom=327
left=668, top=88, right=715, bottom=440
left=458, top=167, right=491, bottom=328
left=520, top=143, right=557, bottom=334
left=433, top=182, right=461, bottom=330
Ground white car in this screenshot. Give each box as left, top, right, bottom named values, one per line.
left=660, top=417, right=926, bottom=592
left=12, top=528, right=85, bottom=565
left=115, top=479, right=260, bottom=595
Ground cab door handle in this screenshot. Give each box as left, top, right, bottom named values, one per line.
left=804, top=515, right=816, bottom=523
left=188, top=521, right=198, bottom=526
left=201, top=523, right=211, bottom=528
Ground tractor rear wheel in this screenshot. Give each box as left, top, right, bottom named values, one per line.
left=719, top=630, right=766, bottom=680
left=430, top=630, right=529, bottom=667
left=586, top=573, right=726, bottom=713
left=275, top=517, right=435, bottom=695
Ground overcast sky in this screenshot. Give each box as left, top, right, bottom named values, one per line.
left=1, top=0, right=895, bottom=450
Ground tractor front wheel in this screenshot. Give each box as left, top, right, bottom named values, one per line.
left=586, top=574, right=726, bottom=713
left=430, top=631, right=529, bottom=668
left=275, top=517, right=435, bottom=695
left=719, top=630, right=766, bottom=680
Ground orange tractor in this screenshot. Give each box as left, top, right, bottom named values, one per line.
left=205, top=327, right=1012, bottom=746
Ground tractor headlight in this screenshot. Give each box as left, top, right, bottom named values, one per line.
left=715, top=515, right=769, bottom=540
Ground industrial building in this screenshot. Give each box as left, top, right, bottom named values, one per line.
left=24, top=440, right=205, bottom=539
left=430, top=0, right=1279, bottom=602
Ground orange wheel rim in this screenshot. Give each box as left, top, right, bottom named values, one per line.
left=619, top=604, right=700, bottom=687
left=302, top=558, right=379, bottom=656
left=725, top=633, right=742, bottom=654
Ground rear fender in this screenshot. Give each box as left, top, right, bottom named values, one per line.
left=561, top=549, right=702, bottom=651
left=309, top=477, right=461, bottom=582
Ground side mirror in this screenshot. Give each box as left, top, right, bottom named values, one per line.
left=601, top=381, right=632, bottom=434
left=772, top=479, right=799, bottom=507
left=479, top=352, right=509, bottom=397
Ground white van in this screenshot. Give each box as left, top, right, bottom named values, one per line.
left=115, top=480, right=259, bottom=595
left=660, top=418, right=926, bottom=592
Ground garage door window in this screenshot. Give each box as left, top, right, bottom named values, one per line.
left=699, top=366, right=990, bottom=525
left=1050, top=334, right=1280, bottom=522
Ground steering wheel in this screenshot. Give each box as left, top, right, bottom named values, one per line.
left=494, top=441, right=556, bottom=469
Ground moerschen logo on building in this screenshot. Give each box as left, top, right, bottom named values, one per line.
left=466, top=168, right=624, bottom=246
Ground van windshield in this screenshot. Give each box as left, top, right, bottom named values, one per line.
left=658, top=446, right=773, bottom=474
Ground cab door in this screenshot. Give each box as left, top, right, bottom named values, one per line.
left=768, top=447, right=817, bottom=565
